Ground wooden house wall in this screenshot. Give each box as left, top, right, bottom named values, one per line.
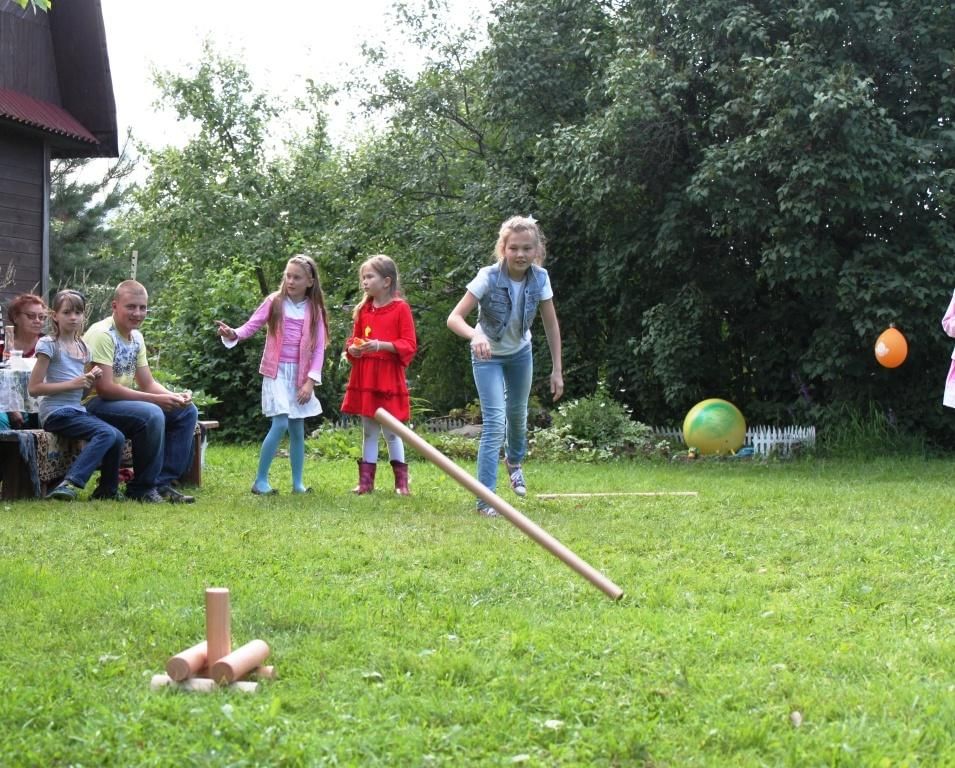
left=0, top=132, right=44, bottom=304
left=0, top=1, right=116, bottom=309
left=0, top=4, right=59, bottom=102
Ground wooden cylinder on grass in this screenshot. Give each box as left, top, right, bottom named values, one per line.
left=193, top=664, right=275, bottom=680
left=210, top=639, right=270, bottom=684
left=374, top=407, right=624, bottom=601
left=166, top=640, right=207, bottom=682
left=150, top=674, right=258, bottom=693
left=205, top=587, right=231, bottom=669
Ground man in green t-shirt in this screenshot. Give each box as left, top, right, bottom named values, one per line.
left=85, top=280, right=198, bottom=504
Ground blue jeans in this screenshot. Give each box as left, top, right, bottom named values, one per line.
left=471, top=343, right=532, bottom=495
left=86, top=397, right=198, bottom=497
left=43, top=407, right=126, bottom=492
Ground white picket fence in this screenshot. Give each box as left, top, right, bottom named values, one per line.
left=652, top=426, right=816, bottom=456
left=329, top=414, right=814, bottom=455
left=332, top=415, right=469, bottom=433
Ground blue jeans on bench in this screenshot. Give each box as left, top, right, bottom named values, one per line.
left=86, top=397, right=198, bottom=498
left=43, top=407, right=126, bottom=492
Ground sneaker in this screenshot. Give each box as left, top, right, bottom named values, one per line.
left=91, top=486, right=126, bottom=502
left=506, top=462, right=527, bottom=498
left=158, top=485, right=195, bottom=504
left=476, top=502, right=500, bottom=518
left=46, top=481, right=80, bottom=501
left=131, top=489, right=166, bottom=504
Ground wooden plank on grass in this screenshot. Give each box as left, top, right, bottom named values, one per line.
left=537, top=492, right=699, bottom=499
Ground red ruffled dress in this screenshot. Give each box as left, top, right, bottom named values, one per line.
left=341, top=299, right=417, bottom=421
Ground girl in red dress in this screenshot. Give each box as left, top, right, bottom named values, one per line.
left=341, top=255, right=418, bottom=495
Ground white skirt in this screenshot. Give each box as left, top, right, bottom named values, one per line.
left=261, top=362, right=323, bottom=419
left=944, top=359, right=955, bottom=409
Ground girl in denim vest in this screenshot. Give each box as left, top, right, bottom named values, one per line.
left=216, top=254, right=329, bottom=495
left=447, top=216, right=563, bottom=516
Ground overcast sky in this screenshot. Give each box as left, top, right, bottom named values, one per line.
left=99, top=0, right=491, bottom=152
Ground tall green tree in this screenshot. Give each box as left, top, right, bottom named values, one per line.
left=130, top=45, right=340, bottom=439
left=49, top=137, right=137, bottom=301
left=323, top=0, right=616, bottom=413
left=533, top=0, right=955, bottom=439
left=125, top=0, right=955, bottom=446
left=324, top=4, right=511, bottom=413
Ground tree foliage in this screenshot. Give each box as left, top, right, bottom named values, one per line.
left=129, top=46, right=343, bottom=440
left=14, top=0, right=51, bottom=11
left=529, top=0, right=955, bottom=441
left=49, top=137, right=138, bottom=314
left=121, top=0, right=955, bottom=447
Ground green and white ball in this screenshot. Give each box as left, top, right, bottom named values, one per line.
left=682, top=398, right=746, bottom=456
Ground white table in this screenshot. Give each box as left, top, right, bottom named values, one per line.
left=0, top=367, right=39, bottom=414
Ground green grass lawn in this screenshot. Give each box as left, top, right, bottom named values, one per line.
left=1, top=447, right=952, bottom=766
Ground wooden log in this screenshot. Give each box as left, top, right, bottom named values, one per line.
left=537, top=492, right=698, bottom=499
left=166, top=640, right=207, bottom=682
left=150, top=674, right=257, bottom=693
left=189, top=664, right=275, bottom=680
left=374, top=407, right=624, bottom=601
left=210, top=639, right=271, bottom=684
left=252, top=665, right=276, bottom=680
left=205, top=588, right=231, bottom=670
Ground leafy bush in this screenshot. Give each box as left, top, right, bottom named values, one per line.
left=446, top=400, right=483, bottom=425
left=306, top=423, right=479, bottom=462
left=150, top=369, right=220, bottom=416
left=423, top=431, right=478, bottom=461
left=530, top=384, right=664, bottom=461
left=307, top=424, right=362, bottom=460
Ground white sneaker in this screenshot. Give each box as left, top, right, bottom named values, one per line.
left=476, top=502, right=500, bottom=517
left=506, top=463, right=527, bottom=498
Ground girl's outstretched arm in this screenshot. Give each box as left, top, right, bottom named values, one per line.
left=539, top=299, right=564, bottom=401
left=214, top=319, right=238, bottom=341
left=218, top=295, right=276, bottom=348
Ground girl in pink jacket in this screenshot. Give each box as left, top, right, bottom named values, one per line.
left=216, top=255, right=329, bottom=494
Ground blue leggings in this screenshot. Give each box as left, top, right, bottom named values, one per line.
left=255, top=415, right=307, bottom=492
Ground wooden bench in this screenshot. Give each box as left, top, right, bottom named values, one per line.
left=0, top=420, right=219, bottom=500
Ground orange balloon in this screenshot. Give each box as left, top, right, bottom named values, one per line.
left=874, top=327, right=907, bottom=368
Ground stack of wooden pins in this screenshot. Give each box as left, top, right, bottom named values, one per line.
left=151, top=587, right=274, bottom=693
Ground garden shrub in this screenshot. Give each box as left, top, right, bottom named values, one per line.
left=307, top=425, right=362, bottom=460
left=307, top=424, right=479, bottom=461
left=531, top=384, right=663, bottom=461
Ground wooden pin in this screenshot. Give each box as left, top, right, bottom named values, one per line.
left=205, top=587, right=231, bottom=670
left=150, top=674, right=258, bottom=693
left=211, top=639, right=271, bottom=685
left=166, top=640, right=207, bottom=682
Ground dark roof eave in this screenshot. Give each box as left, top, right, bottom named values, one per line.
left=0, top=116, right=101, bottom=156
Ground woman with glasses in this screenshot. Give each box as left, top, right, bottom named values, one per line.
left=2, top=293, right=47, bottom=429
